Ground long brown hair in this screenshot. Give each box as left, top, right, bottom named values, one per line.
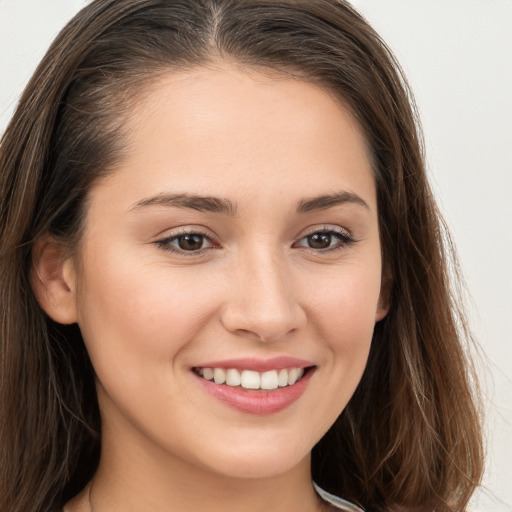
left=0, top=1, right=483, bottom=511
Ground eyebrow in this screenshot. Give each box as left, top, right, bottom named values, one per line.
left=129, top=190, right=370, bottom=216
left=129, top=193, right=238, bottom=216
left=297, top=191, right=370, bottom=213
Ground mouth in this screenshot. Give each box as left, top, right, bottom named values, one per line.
left=192, top=359, right=315, bottom=415
left=193, top=366, right=308, bottom=391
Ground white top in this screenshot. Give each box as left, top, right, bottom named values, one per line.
left=314, top=482, right=365, bottom=512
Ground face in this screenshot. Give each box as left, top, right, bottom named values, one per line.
left=65, top=64, right=387, bottom=480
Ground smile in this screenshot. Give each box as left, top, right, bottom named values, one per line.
left=195, top=367, right=306, bottom=390
left=193, top=358, right=315, bottom=414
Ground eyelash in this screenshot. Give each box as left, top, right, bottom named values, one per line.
left=155, top=229, right=218, bottom=256
left=293, top=227, right=355, bottom=253
left=155, top=227, right=355, bottom=256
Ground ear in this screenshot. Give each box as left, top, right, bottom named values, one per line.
left=31, top=233, right=78, bottom=325
left=375, top=261, right=392, bottom=322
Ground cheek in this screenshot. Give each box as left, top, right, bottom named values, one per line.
left=308, top=263, right=382, bottom=339
left=74, top=247, right=222, bottom=380
left=302, top=261, right=381, bottom=385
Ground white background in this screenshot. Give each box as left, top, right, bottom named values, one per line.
left=1, top=1, right=511, bottom=510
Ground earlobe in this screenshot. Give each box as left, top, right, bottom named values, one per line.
left=375, top=266, right=392, bottom=322
left=31, top=234, right=78, bottom=325
left=375, top=294, right=390, bottom=322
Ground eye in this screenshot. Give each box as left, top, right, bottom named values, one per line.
left=294, top=228, right=354, bottom=251
left=155, top=231, right=216, bottom=254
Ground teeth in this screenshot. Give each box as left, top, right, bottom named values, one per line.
left=260, top=370, right=278, bottom=390
left=226, top=368, right=241, bottom=386
left=288, top=368, right=299, bottom=385
left=202, top=368, right=214, bottom=380
left=197, top=367, right=306, bottom=390
left=278, top=369, right=288, bottom=387
left=241, top=370, right=261, bottom=389
left=213, top=368, right=226, bottom=384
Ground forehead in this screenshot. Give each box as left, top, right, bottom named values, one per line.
left=93, top=63, right=376, bottom=216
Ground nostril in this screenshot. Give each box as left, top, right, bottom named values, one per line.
left=220, top=305, right=306, bottom=343
left=218, top=269, right=306, bottom=341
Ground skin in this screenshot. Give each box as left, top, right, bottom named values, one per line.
left=35, top=63, right=388, bottom=512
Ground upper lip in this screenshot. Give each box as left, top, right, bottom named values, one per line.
left=194, top=356, right=314, bottom=372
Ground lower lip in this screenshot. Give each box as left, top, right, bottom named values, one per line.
left=195, top=369, right=314, bottom=415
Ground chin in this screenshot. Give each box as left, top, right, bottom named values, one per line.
left=195, top=436, right=312, bottom=480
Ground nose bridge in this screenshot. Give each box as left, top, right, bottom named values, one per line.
left=221, top=243, right=304, bottom=341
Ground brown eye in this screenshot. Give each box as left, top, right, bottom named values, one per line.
left=306, top=232, right=333, bottom=249
left=177, top=234, right=205, bottom=251
left=294, top=228, right=354, bottom=252
left=156, top=231, right=215, bottom=254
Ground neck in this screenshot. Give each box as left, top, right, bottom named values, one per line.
left=80, top=418, right=324, bottom=512
left=89, top=455, right=323, bottom=512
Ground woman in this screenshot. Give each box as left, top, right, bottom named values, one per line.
left=0, top=1, right=483, bottom=511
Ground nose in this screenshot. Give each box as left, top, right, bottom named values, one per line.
left=220, top=248, right=306, bottom=342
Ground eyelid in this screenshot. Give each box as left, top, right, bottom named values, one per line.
left=298, top=224, right=353, bottom=239
left=152, top=224, right=355, bottom=256
left=154, top=227, right=220, bottom=255
left=293, top=225, right=356, bottom=252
